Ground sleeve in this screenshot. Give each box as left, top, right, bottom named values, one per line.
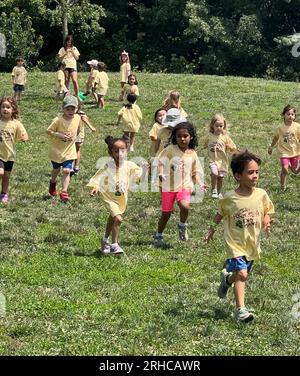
left=57, top=47, right=65, bottom=58
left=202, top=136, right=209, bottom=149
left=192, top=153, right=202, bottom=179
left=118, top=107, right=124, bottom=116
left=11, top=67, right=16, bottom=77
left=263, top=191, right=275, bottom=215
left=218, top=197, right=227, bottom=217
left=274, top=127, right=280, bottom=138
left=134, top=86, right=139, bottom=96
left=78, top=119, right=85, bottom=139
left=86, top=167, right=107, bottom=190
left=225, top=135, right=237, bottom=152
left=73, top=47, right=80, bottom=58
left=149, top=124, right=158, bottom=140
left=129, top=162, right=143, bottom=181
left=47, top=117, right=59, bottom=133
left=16, top=121, right=28, bottom=140
left=157, top=145, right=170, bottom=166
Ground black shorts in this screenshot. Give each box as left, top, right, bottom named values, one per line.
left=65, top=68, right=77, bottom=74
left=13, top=84, right=25, bottom=92
left=0, top=159, right=14, bottom=172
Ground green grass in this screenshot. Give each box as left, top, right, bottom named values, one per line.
left=0, top=71, right=300, bottom=355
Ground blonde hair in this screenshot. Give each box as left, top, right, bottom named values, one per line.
left=163, top=89, right=181, bottom=110
left=208, top=113, right=227, bottom=134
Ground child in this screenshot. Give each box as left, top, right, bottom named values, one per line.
left=121, top=74, right=139, bottom=105
left=83, top=59, right=99, bottom=98
left=71, top=108, right=96, bottom=176
left=11, top=57, right=27, bottom=102
left=94, top=62, right=109, bottom=108
left=117, top=93, right=142, bottom=152
left=149, top=108, right=166, bottom=157
left=119, top=50, right=131, bottom=100
left=0, top=96, right=29, bottom=202
left=87, top=135, right=147, bottom=255
left=46, top=95, right=84, bottom=201
left=205, top=151, right=274, bottom=323
left=155, top=108, right=186, bottom=155
left=162, top=90, right=188, bottom=118
left=153, top=122, right=207, bottom=247
left=56, top=62, right=68, bottom=99
left=204, top=114, right=237, bottom=199
left=268, top=104, right=300, bottom=190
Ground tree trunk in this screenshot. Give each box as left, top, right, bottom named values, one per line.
left=62, top=14, right=69, bottom=42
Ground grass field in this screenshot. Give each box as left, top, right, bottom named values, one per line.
left=0, top=71, right=299, bottom=355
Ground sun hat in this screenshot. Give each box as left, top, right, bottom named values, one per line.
left=162, top=108, right=186, bottom=128
left=87, top=59, right=99, bottom=67
left=63, top=95, right=78, bottom=108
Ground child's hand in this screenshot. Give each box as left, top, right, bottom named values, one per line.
left=264, top=220, right=272, bottom=235
left=200, top=183, right=209, bottom=192
left=89, top=188, right=98, bottom=196
left=159, top=173, right=167, bottom=182
left=20, top=133, right=28, bottom=141
left=91, top=127, right=96, bottom=132
left=204, top=228, right=215, bottom=243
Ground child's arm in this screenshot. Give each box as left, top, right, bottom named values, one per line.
left=204, top=213, right=223, bottom=243
left=194, top=172, right=208, bottom=191
left=268, top=135, right=279, bottom=155
left=154, top=139, right=161, bottom=154
left=263, top=213, right=272, bottom=235
left=116, top=114, right=122, bottom=126
left=78, top=112, right=96, bottom=132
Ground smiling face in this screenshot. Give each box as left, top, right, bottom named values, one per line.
left=0, top=100, right=13, bottom=120
left=235, top=160, right=259, bottom=190
left=176, top=128, right=191, bottom=151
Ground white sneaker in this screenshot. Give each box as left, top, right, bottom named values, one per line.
left=211, top=189, right=218, bottom=199
left=100, top=237, right=110, bottom=254
left=110, top=244, right=124, bottom=254
left=130, top=144, right=134, bottom=152
left=235, top=307, right=255, bottom=323
left=217, top=269, right=232, bottom=298
left=218, top=193, right=223, bottom=199
left=177, top=223, right=188, bottom=241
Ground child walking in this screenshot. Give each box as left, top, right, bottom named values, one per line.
left=11, top=57, right=27, bottom=101
left=121, top=74, right=139, bottom=104
left=205, top=151, right=274, bottom=323
left=204, top=114, right=237, bottom=199
left=0, top=96, right=29, bottom=202
left=153, top=122, right=206, bottom=247
left=119, top=50, right=131, bottom=100
left=149, top=108, right=166, bottom=157
left=46, top=95, right=83, bottom=201
left=117, top=93, right=142, bottom=152
left=83, top=59, right=99, bottom=98
left=56, top=62, right=68, bottom=99
left=162, top=89, right=188, bottom=118
left=87, top=135, right=147, bottom=255
left=94, top=62, right=109, bottom=108
left=268, top=104, right=300, bottom=190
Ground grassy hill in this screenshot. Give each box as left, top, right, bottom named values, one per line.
left=0, top=71, right=299, bottom=355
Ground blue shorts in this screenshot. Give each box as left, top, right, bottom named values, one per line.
left=226, top=256, right=254, bottom=273
left=13, top=84, right=25, bottom=92
left=0, top=159, right=14, bottom=172
left=51, top=160, right=73, bottom=170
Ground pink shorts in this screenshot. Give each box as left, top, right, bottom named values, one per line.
left=209, top=163, right=226, bottom=177
left=280, top=156, right=299, bottom=169
left=161, top=189, right=192, bottom=212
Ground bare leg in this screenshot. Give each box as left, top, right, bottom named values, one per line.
left=105, top=215, right=114, bottom=238
left=74, top=143, right=81, bottom=170
left=70, top=71, right=79, bottom=96
left=211, top=173, right=218, bottom=191
left=1, top=171, right=11, bottom=193
left=157, top=211, right=172, bottom=234
left=228, top=270, right=248, bottom=309
left=61, top=168, right=71, bottom=192
left=51, top=168, right=60, bottom=183
left=280, top=165, right=288, bottom=189
left=178, top=200, right=189, bottom=223
left=217, top=177, right=223, bottom=193
left=111, top=215, right=123, bottom=243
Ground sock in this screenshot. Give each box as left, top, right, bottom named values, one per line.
left=155, top=232, right=163, bottom=238
left=226, top=275, right=232, bottom=286
left=178, top=222, right=187, bottom=227
left=102, top=236, right=108, bottom=243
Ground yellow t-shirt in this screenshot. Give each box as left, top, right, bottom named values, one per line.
left=56, top=70, right=67, bottom=92
left=120, top=62, right=131, bottom=83
left=0, top=119, right=28, bottom=162
left=122, top=83, right=139, bottom=103
left=218, top=188, right=274, bottom=260
left=204, top=133, right=237, bottom=172
left=273, top=122, right=300, bottom=157
left=58, top=47, right=80, bottom=70
left=95, top=71, right=109, bottom=95
left=87, top=159, right=142, bottom=217
left=118, top=104, right=142, bottom=133
left=11, top=66, right=27, bottom=85
left=158, top=144, right=201, bottom=192
left=156, top=126, right=172, bottom=155
left=149, top=122, right=164, bottom=157
left=47, top=114, right=83, bottom=163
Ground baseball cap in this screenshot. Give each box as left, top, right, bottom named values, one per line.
left=63, top=95, right=78, bottom=108
left=87, top=59, right=99, bottom=67
left=162, top=108, right=186, bottom=127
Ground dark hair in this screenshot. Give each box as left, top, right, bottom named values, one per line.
left=16, top=57, right=24, bottom=63
left=281, top=104, right=296, bottom=117
left=98, top=62, right=106, bottom=71
left=105, top=135, right=130, bottom=153
left=64, top=35, right=74, bottom=49
left=57, top=62, right=66, bottom=70
left=125, top=93, right=137, bottom=107
left=154, top=108, right=165, bottom=122
left=128, top=74, right=138, bottom=85
left=0, top=96, right=19, bottom=119
left=171, top=122, right=198, bottom=149
left=230, top=151, right=261, bottom=176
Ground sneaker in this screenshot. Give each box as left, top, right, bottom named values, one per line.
left=177, top=223, right=188, bottom=241
left=235, top=307, right=255, bottom=323
left=49, top=181, right=57, bottom=196
left=129, top=144, right=134, bottom=152
left=218, top=193, right=223, bottom=199
left=0, top=193, right=9, bottom=203
left=70, top=167, right=79, bottom=177
left=217, top=269, right=232, bottom=299
left=110, top=244, right=124, bottom=255
left=211, top=189, right=219, bottom=199
left=101, top=237, right=110, bottom=254
left=60, top=191, right=70, bottom=202
left=153, top=234, right=165, bottom=248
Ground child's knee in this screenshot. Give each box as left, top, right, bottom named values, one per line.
left=0, top=168, right=4, bottom=177
left=114, top=215, right=123, bottom=225
left=281, top=166, right=289, bottom=174
left=63, top=167, right=71, bottom=175
left=178, top=200, right=190, bottom=211
left=236, top=270, right=248, bottom=282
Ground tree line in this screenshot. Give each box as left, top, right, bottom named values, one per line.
left=1, top=0, right=300, bottom=80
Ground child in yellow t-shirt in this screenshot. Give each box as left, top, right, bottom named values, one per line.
left=205, top=151, right=274, bottom=323
left=162, top=89, right=188, bottom=118
left=121, top=74, right=139, bottom=104
left=0, top=96, right=29, bottom=203
left=87, top=135, right=147, bottom=255
left=117, top=93, right=142, bottom=152
left=203, top=114, right=237, bottom=199
left=119, top=50, right=131, bottom=100
left=268, top=104, right=300, bottom=191
left=153, top=122, right=207, bottom=247
left=94, top=62, right=109, bottom=108
left=83, top=59, right=99, bottom=98
left=55, top=62, right=68, bottom=98
left=11, top=57, right=27, bottom=102
left=46, top=95, right=83, bottom=202
left=149, top=108, right=166, bottom=157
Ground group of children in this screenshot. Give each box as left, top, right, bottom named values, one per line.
left=1, top=48, right=300, bottom=324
